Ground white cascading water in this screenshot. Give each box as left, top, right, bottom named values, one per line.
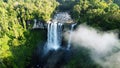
left=46, top=21, right=62, bottom=51
left=44, top=12, right=73, bottom=54
left=67, top=23, right=77, bottom=50
left=33, top=19, right=38, bottom=29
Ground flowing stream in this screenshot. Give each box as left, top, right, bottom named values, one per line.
left=67, top=23, right=77, bottom=50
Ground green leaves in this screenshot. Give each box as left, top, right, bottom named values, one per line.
left=72, top=0, right=120, bottom=30
left=33, top=0, right=59, bottom=21
left=108, top=3, right=119, bottom=11
left=0, top=0, right=58, bottom=68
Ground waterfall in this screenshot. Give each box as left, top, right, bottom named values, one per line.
left=67, top=23, right=77, bottom=50
left=44, top=20, right=63, bottom=53
left=44, top=12, right=73, bottom=54
left=35, top=12, right=75, bottom=68
left=33, top=19, right=37, bottom=29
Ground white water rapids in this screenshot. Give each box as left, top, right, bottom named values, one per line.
left=47, top=21, right=62, bottom=50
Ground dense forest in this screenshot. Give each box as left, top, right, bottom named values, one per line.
left=0, top=0, right=58, bottom=68
left=0, top=0, right=120, bottom=68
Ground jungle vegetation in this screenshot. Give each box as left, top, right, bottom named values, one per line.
left=0, top=0, right=120, bottom=68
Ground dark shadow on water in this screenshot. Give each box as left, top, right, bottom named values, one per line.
left=30, top=45, right=72, bottom=68
left=29, top=43, right=102, bottom=68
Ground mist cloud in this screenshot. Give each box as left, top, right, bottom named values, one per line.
left=64, top=24, right=120, bottom=68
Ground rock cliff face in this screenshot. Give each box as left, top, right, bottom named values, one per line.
left=52, top=12, right=73, bottom=24
left=26, top=12, right=74, bottom=29
left=47, top=12, right=75, bottom=31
